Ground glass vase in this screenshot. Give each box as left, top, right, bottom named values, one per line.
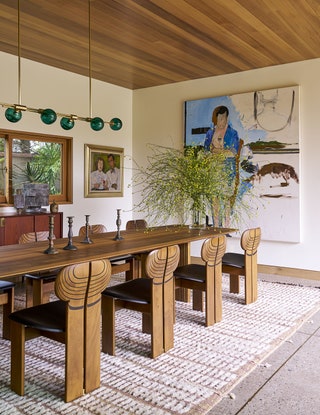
left=189, top=206, right=206, bottom=229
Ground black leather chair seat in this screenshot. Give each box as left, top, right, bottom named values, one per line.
left=24, top=270, right=59, bottom=282
left=174, top=264, right=206, bottom=283
left=9, top=300, right=66, bottom=333
left=222, top=253, right=244, bottom=268
left=103, top=278, right=151, bottom=304
left=0, top=280, right=15, bottom=291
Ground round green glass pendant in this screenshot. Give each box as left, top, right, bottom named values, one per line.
left=5, top=107, right=22, bottom=123
left=60, top=117, right=75, bottom=130
left=40, top=108, right=57, bottom=125
left=90, top=117, right=104, bottom=131
left=110, top=117, right=122, bottom=131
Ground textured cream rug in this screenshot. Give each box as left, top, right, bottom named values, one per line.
left=1, top=276, right=320, bottom=415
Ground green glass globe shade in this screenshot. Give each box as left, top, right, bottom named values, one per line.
left=40, top=108, right=57, bottom=125
left=5, top=107, right=22, bottom=123
left=110, top=117, right=122, bottom=131
left=60, top=117, right=75, bottom=130
left=90, top=117, right=104, bottom=131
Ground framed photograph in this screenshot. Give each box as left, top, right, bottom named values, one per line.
left=84, top=144, right=124, bottom=198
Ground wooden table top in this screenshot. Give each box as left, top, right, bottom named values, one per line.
left=0, top=225, right=234, bottom=279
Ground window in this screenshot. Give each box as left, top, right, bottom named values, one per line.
left=0, top=129, right=72, bottom=205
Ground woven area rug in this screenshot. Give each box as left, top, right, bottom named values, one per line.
left=1, top=276, right=320, bottom=415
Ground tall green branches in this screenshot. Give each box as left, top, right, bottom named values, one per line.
left=132, top=144, right=231, bottom=226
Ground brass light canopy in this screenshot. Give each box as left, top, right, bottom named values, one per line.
left=1, top=0, right=122, bottom=133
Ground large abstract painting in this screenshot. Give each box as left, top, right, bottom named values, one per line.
left=185, top=86, right=300, bottom=242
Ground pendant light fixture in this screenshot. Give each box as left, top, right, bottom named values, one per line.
left=0, top=0, right=122, bottom=132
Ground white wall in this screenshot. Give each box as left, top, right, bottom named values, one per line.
left=2, top=50, right=320, bottom=271
left=133, top=59, right=320, bottom=271
left=0, top=51, right=133, bottom=234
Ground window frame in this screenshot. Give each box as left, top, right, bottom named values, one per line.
left=0, top=128, right=73, bottom=206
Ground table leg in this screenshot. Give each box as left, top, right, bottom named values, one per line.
left=175, top=242, right=191, bottom=302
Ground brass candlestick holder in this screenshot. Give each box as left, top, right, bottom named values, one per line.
left=113, top=209, right=123, bottom=240
left=63, top=216, right=77, bottom=250
left=81, top=214, right=93, bottom=244
left=44, top=214, right=59, bottom=254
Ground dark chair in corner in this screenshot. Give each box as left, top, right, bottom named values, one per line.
left=9, top=259, right=111, bottom=402
left=19, top=231, right=60, bottom=307
left=174, top=235, right=226, bottom=326
left=222, top=227, right=261, bottom=304
left=0, top=280, right=15, bottom=339
left=102, top=245, right=180, bottom=358
left=125, top=219, right=148, bottom=278
left=79, top=224, right=136, bottom=279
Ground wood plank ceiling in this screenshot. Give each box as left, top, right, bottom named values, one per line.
left=0, top=0, right=320, bottom=90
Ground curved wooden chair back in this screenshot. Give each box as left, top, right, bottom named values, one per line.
left=241, top=227, right=261, bottom=254
left=19, top=231, right=55, bottom=244
left=201, top=235, right=227, bottom=265
left=126, top=219, right=147, bottom=231
left=55, top=260, right=111, bottom=307
left=78, top=224, right=107, bottom=237
left=145, top=244, right=180, bottom=284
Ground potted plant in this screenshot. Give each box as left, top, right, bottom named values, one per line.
left=132, top=144, right=238, bottom=228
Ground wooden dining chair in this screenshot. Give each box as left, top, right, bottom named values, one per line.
left=125, top=219, right=148, bottom=231
left=222, top=227, right=261, bottom=304
left=78, top=223, right=107, bottom=237
left=174, top=235, right=226, bottom=326
left=79, top=223, right=136, bottom=279
left=101, top=245, right=180, bottom=358
left=125, top=219, right=148, bottom=279
left=19, top=231, right=59, bottom=307
left=9, top=259, right=111, bottom=402
left=0, top=280, right=15, bottom=340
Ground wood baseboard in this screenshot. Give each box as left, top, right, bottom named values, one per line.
left=191, top=256, right=320, bottom=281
left=257, top=264, right=320, bottom=281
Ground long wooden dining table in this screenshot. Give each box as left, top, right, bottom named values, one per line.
left=0, top=225, right=234, bottom=279
left=2, top=224, right=234, bottom=401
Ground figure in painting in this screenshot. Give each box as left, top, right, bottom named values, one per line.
left=204, top=105, right=240, bottom=157
left=106, top=154, right=120, bottom=191
left=91, top=157, right=107, bottom=190
left=204, top=105, right=241, bottom=228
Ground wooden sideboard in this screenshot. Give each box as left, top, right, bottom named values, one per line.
left=0, top=211, right=63, bottom=246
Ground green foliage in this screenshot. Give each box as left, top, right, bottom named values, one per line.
left=132, top=144, right=232, bottom=225
left=13, top=143, right=61, bottom=194
left=14, top=162, right=44, bottom=184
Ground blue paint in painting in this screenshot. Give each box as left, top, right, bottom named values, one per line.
left=185, top=95, right=266, bottom=147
